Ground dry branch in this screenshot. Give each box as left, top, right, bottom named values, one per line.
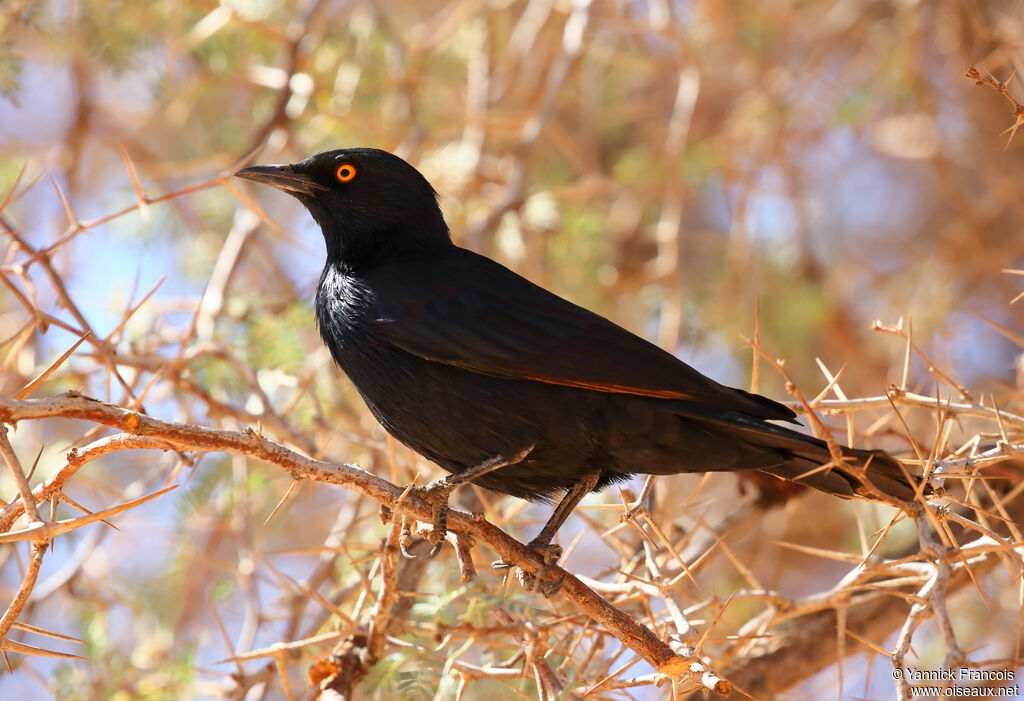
left=0, top=392, right=729, bottom=693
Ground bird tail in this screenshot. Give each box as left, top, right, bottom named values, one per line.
left=760, top=444, right=924, bottom=502
left=683, top=405, right=927, bottom=501
left=671, top=402, right=928, bottom=501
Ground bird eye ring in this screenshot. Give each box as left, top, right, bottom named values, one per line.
left=336, top=164, right=357, bottom=182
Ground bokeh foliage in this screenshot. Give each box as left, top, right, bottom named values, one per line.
left=1, top=0, right=1024, bottom=699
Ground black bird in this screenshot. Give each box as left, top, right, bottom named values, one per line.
left=236, top=148, right=922, bottom=582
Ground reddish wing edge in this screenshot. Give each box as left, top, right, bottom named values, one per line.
left=523, top=375, right=697, bottom=400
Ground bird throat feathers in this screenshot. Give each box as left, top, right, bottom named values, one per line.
left=306, top=195, right=452, bottom=271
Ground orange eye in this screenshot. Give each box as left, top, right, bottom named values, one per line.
left=336, top=164, right=357, bottom=182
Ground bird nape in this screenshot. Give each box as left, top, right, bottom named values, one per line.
left=235, top=148, right=926, bottom=591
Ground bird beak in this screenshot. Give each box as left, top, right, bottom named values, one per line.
left=234, top=164, right=327, bottom=196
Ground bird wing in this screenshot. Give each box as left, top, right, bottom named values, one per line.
left=367, top=248, right=796, bottom=421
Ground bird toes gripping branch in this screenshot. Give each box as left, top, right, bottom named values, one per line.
left=399, top=446, right=534, bottom=560
left=492, top=540, right=566, bottom=597
left=491, top=470, right=602, bottom=597
left=401, top=480, right=456, bottom=560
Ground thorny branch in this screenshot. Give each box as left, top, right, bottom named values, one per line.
left=0, top=393, right=731, bottom=694
left=966, top=66, right=1024, bottom=148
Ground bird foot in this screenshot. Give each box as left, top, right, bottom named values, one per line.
left=492, top=540, right=565, bottom=597
left=400, top=478, right=455, bottom=560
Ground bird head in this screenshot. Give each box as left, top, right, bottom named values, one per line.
left=235, top=148, right=450, bottom=266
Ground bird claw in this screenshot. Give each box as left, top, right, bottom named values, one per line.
left=398, top=478, right=454, bottom=559
left=491, top=541, right=565, bottom=596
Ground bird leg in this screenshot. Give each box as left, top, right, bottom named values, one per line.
left=404, top=445, right=534, bottom=560
left=493, top=471, right=601, bottom=596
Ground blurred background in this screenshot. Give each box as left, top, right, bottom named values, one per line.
left=1, top=0, right=1023, bottom=699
